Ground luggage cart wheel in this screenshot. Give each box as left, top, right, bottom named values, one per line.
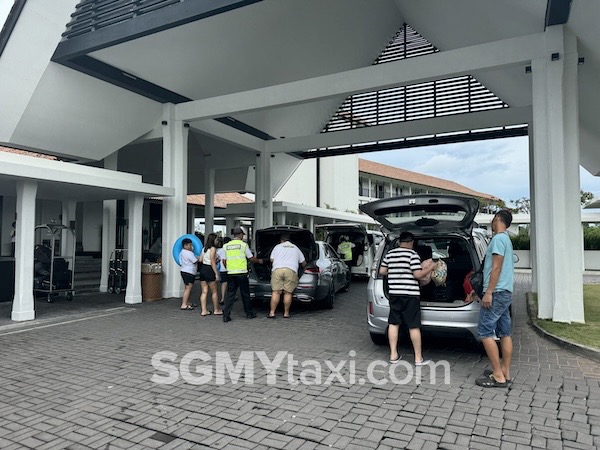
left=115, top=287, right=122, bottom=294
left=66, top=292, right=73, bottom=301
left=108, top=287, right=113, bottom=294
left=47, top=295, right=53, bottom=303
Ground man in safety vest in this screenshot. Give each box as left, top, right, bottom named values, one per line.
left=337, top=236, right=355, bottom=263
left=221, top=227, right=264, bottom=322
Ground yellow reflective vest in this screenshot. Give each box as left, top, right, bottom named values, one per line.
left=224, top=239, right=248, bottom=274
left=338, top=241, right=353, bottom=261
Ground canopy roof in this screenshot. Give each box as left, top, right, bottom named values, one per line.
left=1, top=0, right=599, bottom=186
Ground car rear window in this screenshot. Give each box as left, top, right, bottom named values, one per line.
left=380, top=208, right=468, bottom=227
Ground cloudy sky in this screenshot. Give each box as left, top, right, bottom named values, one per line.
left=360, top=136, right=600, bottom=207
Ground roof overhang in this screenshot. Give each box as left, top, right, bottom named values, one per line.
left=0, top=150, right=174, bottom=201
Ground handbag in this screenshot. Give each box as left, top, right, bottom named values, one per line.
left=469, top=258, right=485, bottom=298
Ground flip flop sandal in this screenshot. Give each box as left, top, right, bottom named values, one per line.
left=389, top=356, right=402, bottom=364
left=213, top=311, right=223, bottom=315
left=180, top=305, right=194, bottom=310
left=483, top=369, right=512, bottom=385
left=266, top=314, right=276, bottom=319
left=200, top=311, right=212, bottom=316
left=476, top=373, right=509, bottom=388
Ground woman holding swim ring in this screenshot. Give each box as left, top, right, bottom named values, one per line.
left=198, top=233, right=223, bottom=316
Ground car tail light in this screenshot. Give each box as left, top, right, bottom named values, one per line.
left=368, top=302, right=373, bottom=315
left=304, top=267, right=320, bottom=274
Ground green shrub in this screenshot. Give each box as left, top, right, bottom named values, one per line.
left=510, top=234, right=530, bottom=250
left=584, top=227, right=600, bottom=250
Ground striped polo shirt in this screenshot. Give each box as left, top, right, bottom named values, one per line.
left=381, top=247, right=422, bottom=296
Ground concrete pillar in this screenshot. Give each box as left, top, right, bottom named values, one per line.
left=528, top=123, right=537, bottom=292
left=531, top=25, right=583, bottom=323
left=162, top=104, right=189, bottom=299
left=100, top=154, right=118, bottom=292
left=276, top=212, right=286, bottom=226
left=308, top=216, right=315, bottom=234
left=187, top=206, right=194, bottom=234
left=12, top=180, right=37, bottom=321
left=125, top=194, right=144, bottom=304
left=204, top=167, right=215, bottom=236
left=61, top=200, right=76, bottom=267
left=254, top=151, right=273, bottom=235
left=225, top=216, right=235, bottom=237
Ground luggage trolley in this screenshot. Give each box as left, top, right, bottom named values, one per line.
left=108, top=249, right=127, bottom=294
left=33, top=224, right=76, bottom=303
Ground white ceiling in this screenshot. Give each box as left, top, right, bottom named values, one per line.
left=2, top=0, right=600, bottom=181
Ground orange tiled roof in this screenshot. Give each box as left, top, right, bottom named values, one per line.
left=0, top=145, right=58, bottom=160
left=359, top=159, right=498, bottom=201
left=187, top=193, right=254, bottom=208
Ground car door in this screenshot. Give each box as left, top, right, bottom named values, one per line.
left=326, top=244, right=346, bottom=290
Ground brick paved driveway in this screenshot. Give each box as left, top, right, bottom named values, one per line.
left=0, top=273, right=599, bottom=449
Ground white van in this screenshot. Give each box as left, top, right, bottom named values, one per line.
left=316, top=223, right=377, bottom=278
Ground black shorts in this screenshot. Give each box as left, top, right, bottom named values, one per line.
left=219, top=271, right=228, bottom=283
left=388, top=294, right=421, bottom=329
left=198, top=264, right=216, bottom=282
left=181, top=271, right=196, bottom=286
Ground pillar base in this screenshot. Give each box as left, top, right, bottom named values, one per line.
left=125, top=294, right=142, bottom=304
left=99, top=284, right=108, bottom=293
left=11, top=309, right=35, bottom=321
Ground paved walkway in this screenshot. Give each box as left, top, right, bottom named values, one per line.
left=0, top=275, right=599, bottom=449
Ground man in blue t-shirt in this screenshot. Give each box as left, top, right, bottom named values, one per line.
left=476, top=210, right=515, bottom=388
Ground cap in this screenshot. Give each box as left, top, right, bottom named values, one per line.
left=232, top=227, right=245, bottom=235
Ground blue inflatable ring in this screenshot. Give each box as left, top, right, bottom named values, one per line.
left=172, top=234, right=203, bottom=265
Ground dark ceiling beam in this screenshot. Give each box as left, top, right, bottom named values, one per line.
left=294, top=127, right=529, bottom=159
left=0, top=0, right=27, bottom=58
left=545, top=0, right=572, bottom=28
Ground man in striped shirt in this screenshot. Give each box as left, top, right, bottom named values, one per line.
left=379, top=231, right=438, bottom=365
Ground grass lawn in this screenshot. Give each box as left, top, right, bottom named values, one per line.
left=534, top=285, right=600, bottom=350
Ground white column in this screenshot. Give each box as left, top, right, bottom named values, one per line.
left=162, top=104, right=189, bottom=299
left=528, top=123, right=537, bottom=292
left=125, top=194, right=144, bottom=304
left=308, top=216, right=315, bottom=234
left=100, top=154, right=118, bottom=292
left=276, top=212, right=286, bottom=226
left=187, top=206, right=196, bottom=234
left=225, top=216, right=235, bottom=237
left=12, top=180, right=37, bottom=321
left=204, top=167, right=215, bottom=236
left=61, top=200, right=76, bottom=265
left=254, top=151, right=273, bottom=233
left=531, top=25, right=583, bottom=323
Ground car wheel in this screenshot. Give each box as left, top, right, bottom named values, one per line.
left=321, top=283, right=335, bottom=309
left=370, top=332, right=387, bottom=345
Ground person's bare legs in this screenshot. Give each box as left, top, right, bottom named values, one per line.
left=481, top=337, right=506, bottom=383
left=283, top=291, right=293, bottom=317
left=181, top=283, right=193, bottom=308
left=409, top=328, right=423, bottom=362
left=388, top=324, right=400, bottom=361
left=269, top=291, right=281, bottom=317
left=499, top=336, right=513, bottom=380
left=220, top=281, right=227, bottom=305
left=209, top=280, right=222, bottom=314
left=200, top=281, right=209, bottom=315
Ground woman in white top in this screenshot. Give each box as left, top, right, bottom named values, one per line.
left=198, top=233, right=223, bottom=316
left=216, top=236, right=229, bottom=305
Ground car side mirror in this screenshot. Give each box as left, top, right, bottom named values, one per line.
left=513, top=254, right=520, bottom=263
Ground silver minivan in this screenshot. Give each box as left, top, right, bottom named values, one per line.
left=359, top=194, right=490, bottom=344
left=316, top=223, right=377, bottom=279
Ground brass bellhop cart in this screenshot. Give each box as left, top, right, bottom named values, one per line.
left=33, top=223, right=76, bottom=302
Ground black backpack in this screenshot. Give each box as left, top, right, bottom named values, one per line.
left=469, top=257, right=485, bottom=298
